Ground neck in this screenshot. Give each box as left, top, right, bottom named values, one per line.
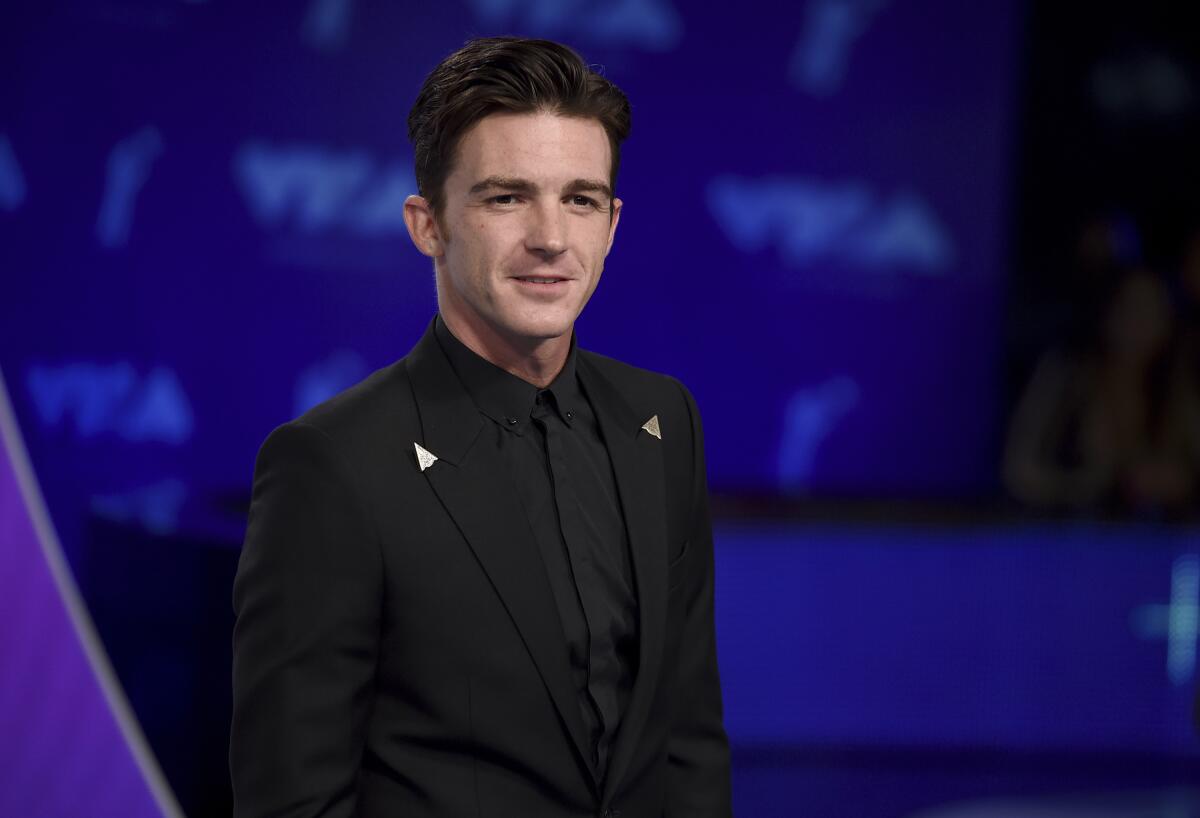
left=438, top=309, right=571, bottom=389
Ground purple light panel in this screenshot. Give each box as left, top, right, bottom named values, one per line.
left=0, top=372, right=177, bottom=818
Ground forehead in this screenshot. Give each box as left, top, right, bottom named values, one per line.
left=450, top=111, right=612, bottom=184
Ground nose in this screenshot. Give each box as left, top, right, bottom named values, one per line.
left=524, top=198, right=567, bottom=258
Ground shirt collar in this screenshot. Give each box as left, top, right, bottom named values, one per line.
left=434, top=314, right=582, bottom=433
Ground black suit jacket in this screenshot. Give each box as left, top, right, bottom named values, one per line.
left=230, top=318, right=732, bottom=817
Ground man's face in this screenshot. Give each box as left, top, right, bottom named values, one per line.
left=425, top=111, right=622, bottom=350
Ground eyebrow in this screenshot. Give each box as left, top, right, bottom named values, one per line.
left=468, top=176, right=613, bottom=201
left=468, top=176, right=536, bottom=196
left=564, top=178, right=614, bottom=201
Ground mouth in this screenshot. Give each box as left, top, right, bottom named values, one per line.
left=512, top=275, right=569, bottom=285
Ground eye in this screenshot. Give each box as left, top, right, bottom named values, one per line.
left=490, top=194, right=519, bottom=205
left=569, top=195, right=599, bottom=209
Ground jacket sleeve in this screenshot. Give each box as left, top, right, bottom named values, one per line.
left=665, top=380, right=733, bottom=817
left=230, top=421, right=382, bottom=818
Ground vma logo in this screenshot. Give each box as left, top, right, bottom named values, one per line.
left=92, top=479, right=188, bottom=536
left=0, top=134, right=26, bottom=212
left=96, top=126, right=164, bottom=248
left=707, top=174, right=954, bottom=279
left=1132, top=554, right=1199, bottom=686
left=777, top=375, right=859, bottom=490
left=467, top=0, right=682, bottom=51
left=27, top=362, right=193, bottom=445
left=233, top=141, right=416, bottom=236
left=790, top=0, right=888, bottom=96
left=301, top=0, right=355, bottom=51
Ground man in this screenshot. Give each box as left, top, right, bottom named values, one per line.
left=230, top=36, right=731, bottom=818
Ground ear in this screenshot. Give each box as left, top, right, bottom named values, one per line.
left=605, top=197, right=623, bottom=256
left=404, top=194, right=445, bottom=258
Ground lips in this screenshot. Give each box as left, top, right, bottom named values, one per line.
left=513, top=275, right=568, bottom=284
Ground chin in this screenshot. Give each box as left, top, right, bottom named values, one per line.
left=518, top=323, right=573, bottom=343
left=503, top=313, right=575, bottom=342
left=492, top=309, right=576, bottom=340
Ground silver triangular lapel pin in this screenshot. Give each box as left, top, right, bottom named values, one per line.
left=413, top=442, right=439, bottom=472
left=641, top=414, right=661, bottom=440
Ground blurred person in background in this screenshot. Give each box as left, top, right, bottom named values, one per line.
left=1004, top=264, right=1200, bottom=516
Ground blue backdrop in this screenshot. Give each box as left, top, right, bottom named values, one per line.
left=3, top=0, right=1019, bottom=555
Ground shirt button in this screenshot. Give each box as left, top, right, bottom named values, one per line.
left=565, top=410, right=574, bottom=419
left=506, top=417, right=518, bottom=426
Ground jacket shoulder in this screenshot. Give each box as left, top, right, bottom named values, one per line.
left=578, top=348, right=694, bottom=407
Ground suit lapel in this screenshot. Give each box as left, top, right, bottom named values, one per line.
left=404, top=320, right=597, bottom=790
left=577, top=354, right=669, bottom=803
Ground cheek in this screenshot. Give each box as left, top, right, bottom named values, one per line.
left=472, top=223, right=525, bottom=264
left=569, top=220, right=611, bottom=257
left=587, top=228, right=616, bottom=271
left=447, top=230, right=494, bottom=273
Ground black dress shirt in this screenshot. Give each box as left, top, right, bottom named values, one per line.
left=433, top=315, right=639, bottom=784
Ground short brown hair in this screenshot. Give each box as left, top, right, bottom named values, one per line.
left=407, top=37, right=632, bottom=217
